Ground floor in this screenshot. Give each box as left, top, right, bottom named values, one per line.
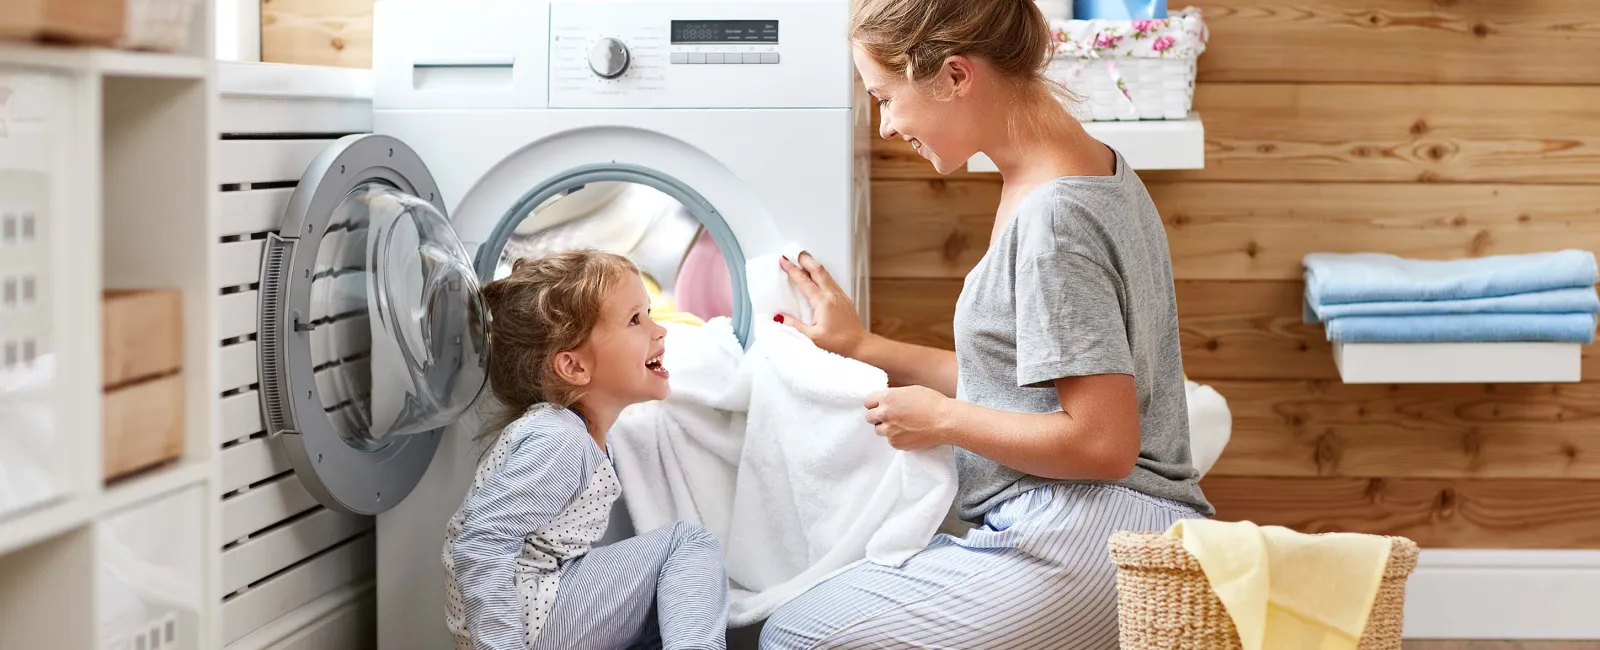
left=1405, top=643, right=1600, bottom=649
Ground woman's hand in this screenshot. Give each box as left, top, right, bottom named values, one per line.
left=863, top=386, right=953, bottom=451
left=777, top=252, right=870, bottom=358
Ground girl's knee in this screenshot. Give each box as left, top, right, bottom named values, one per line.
left=666, top=521, right=721, bottom=552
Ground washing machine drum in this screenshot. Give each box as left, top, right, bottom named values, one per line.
left=258, top=134, right=747, bottom=517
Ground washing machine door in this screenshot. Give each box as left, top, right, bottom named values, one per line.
left=258, top=134, right=489, bottom=517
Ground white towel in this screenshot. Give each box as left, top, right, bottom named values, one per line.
left=744, top=242, right=813, bottom=325
left=608, top=317, right=959, bottom=627
left=1185, top=379, right=1232, bottom=477
left=610, top=318, right=749, bottom=543
left=723, top=321, right=957, bottom=624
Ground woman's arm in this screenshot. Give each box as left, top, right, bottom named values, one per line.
left=849, top=333, right=958, bottom=398
left=777, top=253, right=959, bottom=397
left=864, top=374, right=1141, bottom=481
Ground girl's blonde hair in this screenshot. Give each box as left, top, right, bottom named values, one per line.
left=477, top=249, right=639, bottom=442
left=849, top=0, right=1068, bottom=102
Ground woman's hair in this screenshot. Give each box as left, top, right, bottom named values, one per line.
left=849, top=0, right=1064, bottom=100
left=476, top=249, right=639, bottom=444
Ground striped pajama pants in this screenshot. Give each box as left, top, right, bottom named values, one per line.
left=532, top=521, right=730, bottom=650
left=758, top=484, right=1204, bottom=649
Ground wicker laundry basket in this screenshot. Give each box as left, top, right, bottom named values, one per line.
left=1106, top=530, right=1419, bottom=650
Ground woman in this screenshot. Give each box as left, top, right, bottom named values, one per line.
left=758, top=0, right=1212, bottom=647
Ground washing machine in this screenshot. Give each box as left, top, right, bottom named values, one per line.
left=249, top=0, right=869, bottom=648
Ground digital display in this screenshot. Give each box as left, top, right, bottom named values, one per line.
left=671, top=20, right=778, bottom=43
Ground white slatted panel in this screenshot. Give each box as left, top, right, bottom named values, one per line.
left=217, top=188, right=293, bottom=239
left=217, top=140, right=335, bottom=186
left=219, top=341, right=259, bottom=394
left=222, top=535, right=374, bottom=645
left=219, top=290, right=259, bottom=341
left=220, top=390, right=265, bottom=445
left=215, top=73, right=374, bottom=650
left=223, top=584, right=374, bottom=650
left=219, top=92, right=372, bottom=135
left=218, top=239, right=267, bottom=289
left=222, top=508, right=373, bottom=594
left=222, top=475, right=318, bottom=542
left=219, top=436, right=289, bottom=494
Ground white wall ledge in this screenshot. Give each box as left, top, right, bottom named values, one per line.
left=967, top=112, right=1204, bottom=172
left=1334, top=342, right=1582, bottom=384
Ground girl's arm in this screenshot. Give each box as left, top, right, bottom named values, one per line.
left=450, top=430, right=585, bottom=650
left=777, top=254, right=960, bottom=397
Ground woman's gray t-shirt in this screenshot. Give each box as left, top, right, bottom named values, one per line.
left=950, top=148, right=1213, bottom=521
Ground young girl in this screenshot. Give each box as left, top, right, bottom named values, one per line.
left=442, top=250, right=729, bottom=650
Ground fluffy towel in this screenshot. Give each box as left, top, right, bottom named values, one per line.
left=609, top=318, right=957, bottom=626
left=744, top=242, right=813, bottom=325
left=1322, top=313, right=1598, bottom=344
left=724, top=321, right=957, bottom=622
left=1165, top=519, right=1393, bottom=650
left=1303, top=250, right=1599, bottom=307
left=1184, top=379, right=1231, bottom=478
left=610, top=319, right=747, bottom=543
left=1305, top=286, right=1600, bottom=323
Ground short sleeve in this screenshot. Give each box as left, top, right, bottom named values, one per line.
left=1015, top=250, right=1134, bottom=388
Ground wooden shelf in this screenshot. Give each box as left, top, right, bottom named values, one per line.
left=1333, top=341, right=1583, bottom=384
left=0, top=43, right=209, bottom=79
left=966, top=112, right=1205, bottom=172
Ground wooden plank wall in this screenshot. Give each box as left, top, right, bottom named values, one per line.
left=871, top=0, right=1600, bottom=549
left=260, top=0, right=1600, bottom=547
left=260, top=0, right=373, bottom=68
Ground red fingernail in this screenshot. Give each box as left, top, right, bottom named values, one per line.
left=773, top=315, right=784, bottom=323
left=781, top=255, right=789, bottom=262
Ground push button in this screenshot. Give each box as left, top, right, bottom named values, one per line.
left=742, top=53, right=762, bottom=64
left=706, top=53, right=725, bottom=64
left=760, top=53, right=780, bottom=64
left=671, top=52, right=688, bottom=64
left=688, top=52, right=706, bottom=64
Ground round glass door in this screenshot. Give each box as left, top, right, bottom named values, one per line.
left=261, top=134, right=488, bottom=516
left=313, top=182, right=489, bottom=448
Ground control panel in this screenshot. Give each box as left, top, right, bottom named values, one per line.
left=548, top=0, right=850, bottom=109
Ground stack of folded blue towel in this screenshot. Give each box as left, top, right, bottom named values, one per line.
left=1302, top=249, right=1600, bottom=344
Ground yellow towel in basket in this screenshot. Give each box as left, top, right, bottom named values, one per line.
left=1165, top=519, right=1392, bottom=650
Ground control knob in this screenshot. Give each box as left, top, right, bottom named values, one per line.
left=588, top=37, right=630, bottom=79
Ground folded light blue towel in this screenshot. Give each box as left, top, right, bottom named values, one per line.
left=1324, top=313, right=1598, bottom=344
left=1304, top=287, right=1600, bottom=323
left=1303, top=250, right=1599, bottom=307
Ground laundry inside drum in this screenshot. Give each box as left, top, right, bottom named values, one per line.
left=495, top=181, right=734, bottom=325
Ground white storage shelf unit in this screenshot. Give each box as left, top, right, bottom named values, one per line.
left=0, top=24, right=220, bottom=650
left=211, top=61, right=377, bottom=650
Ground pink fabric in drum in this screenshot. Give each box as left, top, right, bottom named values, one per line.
left=674, top=229, right=734, bottom=321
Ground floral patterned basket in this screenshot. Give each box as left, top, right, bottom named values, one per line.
left=1047, top=7, right=1208, bottom=121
